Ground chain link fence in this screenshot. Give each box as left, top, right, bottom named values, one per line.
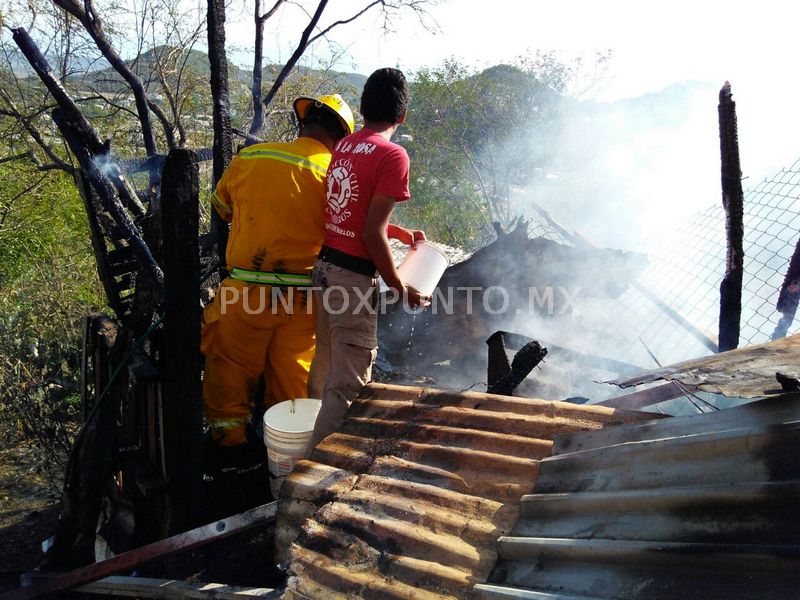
left=391, top=158, right=799, bottom=371
left=557, top=158, right=800, bottom=367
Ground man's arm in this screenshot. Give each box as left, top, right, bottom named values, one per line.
left=363, top=195, right=427, bottom=308
left=387, top=223, right=426, bottom=248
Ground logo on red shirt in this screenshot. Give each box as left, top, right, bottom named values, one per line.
left=326, top=158, right=359, bottom=225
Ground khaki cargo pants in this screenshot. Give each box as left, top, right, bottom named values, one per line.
left=307, top=259, right=378, bottom=451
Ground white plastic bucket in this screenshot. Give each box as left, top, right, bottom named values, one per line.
left=396, top=240, right=449, bottom=297
left=263, top=398, right=321, bottom=497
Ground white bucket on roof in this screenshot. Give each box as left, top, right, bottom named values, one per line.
left=263, top=398, right=321, bottom=497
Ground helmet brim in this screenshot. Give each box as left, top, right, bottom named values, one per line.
left=293, top=96, right=353, bottom=137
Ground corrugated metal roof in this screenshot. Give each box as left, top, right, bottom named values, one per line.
left=610, top=333, right=800, bottom=397
left=275, top=383, right=655, bottom=599
left=480, top=392, right=800, bottom=599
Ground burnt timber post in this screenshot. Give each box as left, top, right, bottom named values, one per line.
left=717, top=82, right=744, bottom=351
left=207, top=0, right=232, bottom=275
left=772, top=236, right=800, bottom=339
left=160, top=149, right=203, bottom=533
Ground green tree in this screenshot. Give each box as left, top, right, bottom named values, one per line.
left=0, top=162, right=104, bottom=479
left=399, top=54, right=578, bottom=249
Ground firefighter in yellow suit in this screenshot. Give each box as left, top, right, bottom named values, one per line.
left=202, top=94, right=354, bottom=484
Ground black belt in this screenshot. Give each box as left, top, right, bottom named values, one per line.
left=318, top=245, right=376, bottom=277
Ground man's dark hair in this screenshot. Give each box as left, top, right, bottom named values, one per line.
left=360, top=68, right=408, bottom=124
left=303, top=104, right=346, bottom=140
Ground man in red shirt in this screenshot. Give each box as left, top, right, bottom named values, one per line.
left=308, top=68, right=426, bottom=449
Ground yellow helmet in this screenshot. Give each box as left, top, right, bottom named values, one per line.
left=293, top=94, right=355, bottom=138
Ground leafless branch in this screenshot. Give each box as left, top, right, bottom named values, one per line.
left=261, top=0, right=328, bottom=115
left=249, top=0, right=285, bottom=138
left=151, top=46, right=185, bottom=147
left=52, top=0, right=159, bottom=156
left=307, top=0, right=381, bottom=44
left=0, top=87, right=74, bottom=173
left=148, top=98, right=177, bottom=148
left=0, top=151, right=35, bottom=164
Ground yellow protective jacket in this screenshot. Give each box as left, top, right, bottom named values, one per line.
left=203, top=137, right=330, bottom=446
left=212, top=137, right=331, bottom=279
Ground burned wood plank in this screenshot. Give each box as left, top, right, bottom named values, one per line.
left=42, top=318, right=125, bottom=570
left=160, top=149, right=203, bottom=533
left=2, top=503, right=277, bottom=600
left=74, top=174, right=138, bottom=322
left=486, top=331, right=513, bottom=388
left=718, top=81, right=745, bottom=351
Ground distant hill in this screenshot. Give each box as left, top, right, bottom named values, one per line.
left=66, top=46, right=366, bottom=101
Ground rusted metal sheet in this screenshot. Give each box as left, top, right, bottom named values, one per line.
left=2, top=502, right=277, bottom=600
left=558, top=392, right=800, bottom=455
left=277, top=383, right=654, bottom=600
left=480, top=393, right=800, bottom=599
left=610, top=334, right=800, bottom=397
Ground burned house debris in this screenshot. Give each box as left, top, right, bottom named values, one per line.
left=377, top=222, right=649, bottom=400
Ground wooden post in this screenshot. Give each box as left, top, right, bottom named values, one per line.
left=207, top=0, right=232, bottom=273
left=772, top=236, right=800, bottom=339
left=718, top=82, right=745, bottom=352
left=160, top=149, right=203, bottom=533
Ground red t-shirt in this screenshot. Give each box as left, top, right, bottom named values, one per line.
left=323, top=128, right=410, bottom=259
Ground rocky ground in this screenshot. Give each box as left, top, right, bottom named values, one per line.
left=0, top=442, right=62, bottom=593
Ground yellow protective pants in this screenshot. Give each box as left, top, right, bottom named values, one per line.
left=202, top=278, right=315, bottom=446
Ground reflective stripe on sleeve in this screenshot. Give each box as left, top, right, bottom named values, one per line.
left=211, top=191, right=232, bottom=214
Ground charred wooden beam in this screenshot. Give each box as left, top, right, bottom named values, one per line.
left=53, top=106, right=163, bottom=291
left=207, top=0, right=232, bottom=273
left=159, top=149, right=203, bottom=533
left=42, top=318, right=124, bottom=571
left=486, top=331, right=512, bottom=387
left=718, top=81, right=745, bottom=351
left=12, top=27, right=163, bottom=291
left=486, top=331, right=548, bottom=396
left=77, top=576, right=275, bottom=598
left=12, top=28, right=146, bottom=219
left=772, top=235, right=800, bottom=340
left=115, top=148, right=213, bottom=175
left=75, top=174, right=134, bottom=321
